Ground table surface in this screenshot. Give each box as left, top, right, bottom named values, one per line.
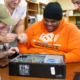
left=0, top=59, right=80, bottom=80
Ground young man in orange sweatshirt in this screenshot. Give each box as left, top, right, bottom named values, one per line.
left=18, top=2, right=80, bottom=63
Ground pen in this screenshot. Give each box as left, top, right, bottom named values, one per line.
left=0, top=64, right=9, bottom=68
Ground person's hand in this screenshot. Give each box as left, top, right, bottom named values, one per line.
left=6, top=47, right=19, bottom=56
left=18, top=33, right=28, bottom=43
left=4, top=33, right=18, bottom=43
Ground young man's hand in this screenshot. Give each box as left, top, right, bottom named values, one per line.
left=0, top=33, right=18, bottom=43
left=6, top=47, right=19, bottom=56
left=5, top=33, right=18, bottom=43
left=18, top=33, right=28, bottom=43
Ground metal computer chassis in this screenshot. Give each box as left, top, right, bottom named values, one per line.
left=9, top=53, right=66, bottom=79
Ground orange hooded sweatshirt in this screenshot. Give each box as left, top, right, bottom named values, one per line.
left=18, top=17, right=80, bottom=63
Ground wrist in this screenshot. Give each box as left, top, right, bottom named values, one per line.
left=0, top=35, right=6, bottom=42
left=4, top=51, right=8, bottom=57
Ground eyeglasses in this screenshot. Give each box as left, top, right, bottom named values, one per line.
left=0, top=26, right=8, bottom=35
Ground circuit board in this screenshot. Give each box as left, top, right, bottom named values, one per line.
left=11, top=54, right=64, bottom=64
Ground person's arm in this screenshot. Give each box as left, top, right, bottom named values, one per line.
left=15, top=19, right=24, bottom=34
left=15, top=0, right=27, bottom=34
left=14, top=1, right=27, bottom=43
left=64, top=27, right=80, bottom=63
left=18, top=42, right=28, bottom=53
left=15, top=19, right=28, bottom=43
left=0, top=51, right=8, bottom=59
left=18, top=24, right=34, bottom=53
left=0, top=33, right=17, bottom=43
left=0, top=47, right=19, bottom=59
left=0, top=35, right=6, bottom=42
left=16, top=0, right=27, bottom=34
left=18, top=33, right=28, bottom=43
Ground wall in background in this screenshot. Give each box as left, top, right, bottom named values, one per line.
left=37, top=0, right=75, bottom=10
left=37, top=0, right=56, bottom=4
left=56, top=0, right=75, bottom=10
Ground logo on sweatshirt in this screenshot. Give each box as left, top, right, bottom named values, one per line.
left=39, top=33, right=59, bottom=42
left=33, top=33, right=61, bottom=49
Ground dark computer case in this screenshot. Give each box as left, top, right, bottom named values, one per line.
left=9, top=54, right=66, bottom=79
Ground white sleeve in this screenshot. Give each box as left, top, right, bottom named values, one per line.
left=20, top=0, right=27, bottom=19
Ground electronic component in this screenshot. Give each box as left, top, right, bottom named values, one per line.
left=0, top=64, right=9, bottom=68
left=9, top=54, right=66, bottom=79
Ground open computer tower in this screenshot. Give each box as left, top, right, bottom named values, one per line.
left=9, top=53, right=66, bottom=79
